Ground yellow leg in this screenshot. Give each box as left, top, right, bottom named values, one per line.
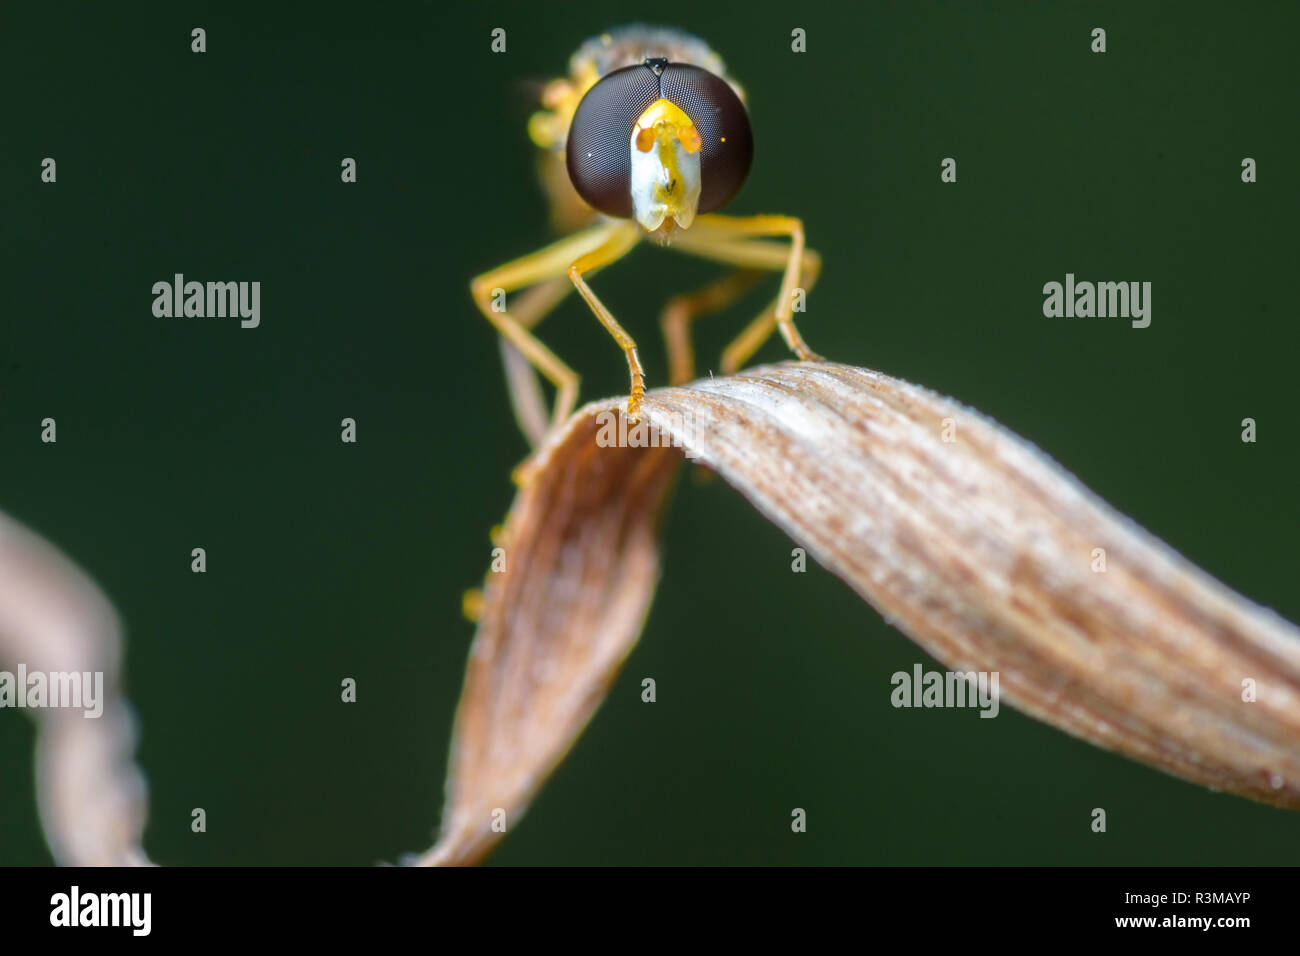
left=471, top=223, right=623, bottom=444
left=498, top=277, right=573, bottom=447
left=659, top=269, right=764, bottom=385
left=671, top=214, right=824, bottom=374
left=567, top=222, right=645, bottom=419
left=709, top=239, right=823, bottom=375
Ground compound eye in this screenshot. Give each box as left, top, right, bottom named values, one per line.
left=566, top=65, right=661, bottom=218
left=566, top=61, right=755, bottom=219
left=659, top=64, right=753, bottom=214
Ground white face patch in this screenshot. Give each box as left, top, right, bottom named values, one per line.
left=630, top=132, right=702, bottom=232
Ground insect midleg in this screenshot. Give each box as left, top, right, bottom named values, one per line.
left=658, top=269, right=765, bottom=385
left=716, top=239, right=823, bottom=375
left=470, top=223, right=623, bottom=443
left=499, top=277, right=574, bottom=447
left=671, top=215, right=824, bottom=374
left=566, top=221, right=645, bottom=419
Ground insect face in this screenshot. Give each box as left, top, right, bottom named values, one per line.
left=566, top=57, right=754, bottom=238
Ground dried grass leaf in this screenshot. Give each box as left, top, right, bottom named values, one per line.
left=420, top=362, right=1300, bottom=865
left=0, top=510, right=151, bottom=866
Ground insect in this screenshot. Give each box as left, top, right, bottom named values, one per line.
left=473, top=24, right=823, bottom=455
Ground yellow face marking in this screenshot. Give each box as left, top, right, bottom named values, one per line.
left=634, top=98, right=701, bottom=153
left=630, top=97, right=703, bottom=232
left=632, top=98, right=701, bottom=207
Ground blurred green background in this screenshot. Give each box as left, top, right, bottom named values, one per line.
left=2, top=1, right=1298, bottom=864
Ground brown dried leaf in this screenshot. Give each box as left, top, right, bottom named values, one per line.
left=420, top=362, right=1300, bottom=865
left=0, top=510, right=151, bottom=866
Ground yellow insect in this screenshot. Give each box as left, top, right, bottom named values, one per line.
left=473, top=23, right=823, bottom=454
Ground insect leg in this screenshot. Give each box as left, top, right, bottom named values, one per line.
left=470, top=223, right=623, bottom=445
left=671, top=215, right=824, bottom=374
left=658, top=269, right=764, bottom=385
left=498, top=277, right=573, bottom=447
left=567, top=222, right=645, bottom=419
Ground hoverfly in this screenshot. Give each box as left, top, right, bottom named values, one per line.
left=473, top=24, right=822, bottom=453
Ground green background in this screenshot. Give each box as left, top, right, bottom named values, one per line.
left=2, top=1, right=1297, bottom=865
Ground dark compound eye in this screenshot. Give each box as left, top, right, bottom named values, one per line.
left=566, top=65, right=661, bottom=218
left=566, top=61, right=754, bottom=220
left=658, top=64, right=753, bottom=215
